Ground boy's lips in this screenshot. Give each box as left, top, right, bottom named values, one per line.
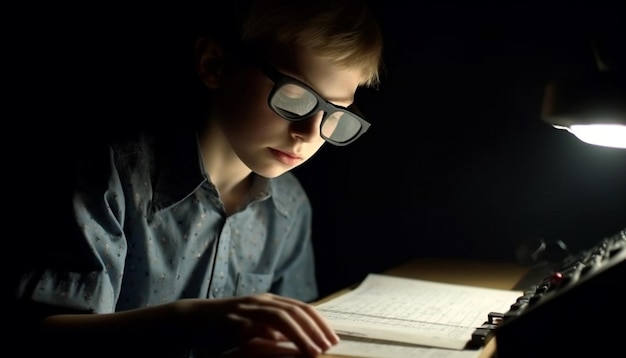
left=269, top=148, right=303, bottom=166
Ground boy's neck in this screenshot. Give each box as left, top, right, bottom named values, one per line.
left=197, top=120, right=254, bottom=214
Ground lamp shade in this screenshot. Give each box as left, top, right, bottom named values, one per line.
left=541, top=73, right=626, bottom=149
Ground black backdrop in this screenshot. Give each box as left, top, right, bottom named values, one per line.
left=293, top=1, right=626, bottom=296
left=16, top=1, right=625, bottom=298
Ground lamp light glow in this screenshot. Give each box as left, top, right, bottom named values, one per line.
left=541, top=35, right=625, bottom=149
left=554, top=124, right=626, bottom=149
left=541, top=75, right=626, bottom=149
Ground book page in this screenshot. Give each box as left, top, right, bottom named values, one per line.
left=274, top=338, right=484, bottom=358
left=316, top=274, right=522, bottom=350
left=326, top=336, right=485, bottom=358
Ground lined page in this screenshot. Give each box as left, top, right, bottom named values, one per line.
left=326, top=336, right=485, bottom=358
left=316, top=274, right=521, bottom=350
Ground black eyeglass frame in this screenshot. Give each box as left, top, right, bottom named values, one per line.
left=254, top=60, right=372, bottom=146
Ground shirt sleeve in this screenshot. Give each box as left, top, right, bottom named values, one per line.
left=14, top=144, right=128, bottom=313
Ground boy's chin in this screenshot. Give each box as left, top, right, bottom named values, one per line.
left=255, top=167, right=292, bottom=179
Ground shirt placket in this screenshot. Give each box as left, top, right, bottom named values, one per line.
left=208, top=222, right=232, bottom=298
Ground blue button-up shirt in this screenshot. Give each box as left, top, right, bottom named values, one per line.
left=16, top=130, right=318, bottom=313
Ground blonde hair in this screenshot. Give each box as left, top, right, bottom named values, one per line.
left=238, top=0, right=384, bottom=88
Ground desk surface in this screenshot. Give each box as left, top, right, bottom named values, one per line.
left=316, top=258, right=529, bottom=358
left=383, top=258, right=527, bottom=289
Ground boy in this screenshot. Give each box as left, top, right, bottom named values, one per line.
left=12, top=0, right=383, bottom=356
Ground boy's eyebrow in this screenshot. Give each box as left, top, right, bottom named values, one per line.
left=280, top=67, right=355, bottom=106
left=300, top=74, right=355, bottom=105
left=323, top=94, right=355, bottom=106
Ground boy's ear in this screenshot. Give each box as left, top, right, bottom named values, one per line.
left=195, top=37, right=226, bottom=89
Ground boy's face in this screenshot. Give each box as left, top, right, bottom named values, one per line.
left=216, top=46, right=364, bottom=178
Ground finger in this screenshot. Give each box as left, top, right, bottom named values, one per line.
left=264, top=294, right=340, bottom=344
left=229, top=309, right=322, bottom=357
left=248, top=325, right=287, bottom=342
left=239, top=337, right=300, bottom=356
left=247, top=295, right=334, bottom=349
left=231, top=302, right=327, bottom=357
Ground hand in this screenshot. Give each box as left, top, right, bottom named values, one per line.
left=180, top=293, right=340, bottom=357
left=237, top=337, right=303, bottom=356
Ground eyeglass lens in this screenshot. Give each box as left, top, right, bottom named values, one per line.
left=269, top=83, right=364, bottom=143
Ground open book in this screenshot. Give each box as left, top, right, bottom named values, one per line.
left=316, top=273, right=522, bottom=351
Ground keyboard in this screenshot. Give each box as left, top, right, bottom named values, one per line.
left=494, top=227, right=626, bottom=357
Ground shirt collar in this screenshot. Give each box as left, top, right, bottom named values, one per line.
left=267, top=176, right=291, bottom=216
left=249, top=173, right=290, bottom=217
left=152, top=129, right=206, bottom=210
left=151, top=129, right=287, bottom=215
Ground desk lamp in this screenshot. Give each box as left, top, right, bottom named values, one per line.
left=540, top=37, right=626, bottom=149
left=496, top=31, right=626, bottom=358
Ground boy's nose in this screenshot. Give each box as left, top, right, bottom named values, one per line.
left=290, top=111, right=324, bottom=142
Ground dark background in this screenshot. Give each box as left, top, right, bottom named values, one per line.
left=293, top=1, right=626, bottom=296
left=16, top=1, right=625, bottom=298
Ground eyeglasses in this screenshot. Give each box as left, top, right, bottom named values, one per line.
left=255, top=61, right=371, bottom=146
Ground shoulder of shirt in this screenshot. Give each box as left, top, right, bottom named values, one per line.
left=70, top=130, right=157, bottom=174
left=107, top=130, right=157, bottom=156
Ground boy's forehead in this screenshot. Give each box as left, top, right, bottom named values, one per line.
left=266, top=46, right=364, bottom=104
